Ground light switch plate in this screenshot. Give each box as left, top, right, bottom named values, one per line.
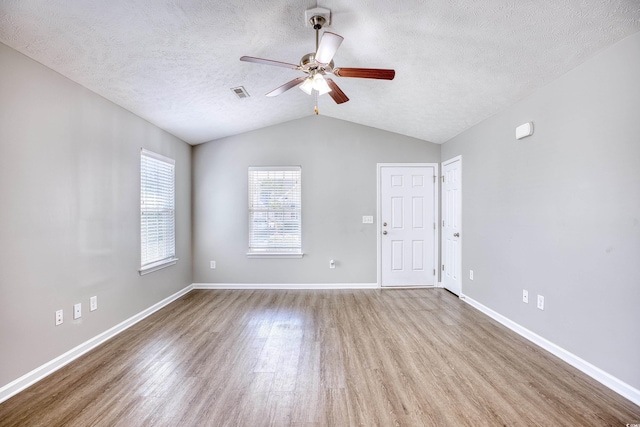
left=362, top=216, right=374, bottom=224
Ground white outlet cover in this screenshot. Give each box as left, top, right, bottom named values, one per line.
left=55, top=309, right=63, bottom=326
left=210, top=260, right=216, bottom=269
left=523, top=290, right=529, bottom=303
left=537, top=295, right=545, bottom=310
left=90, top=296, right=98, bottom=311
left=469, top=270, right=474, bottom=280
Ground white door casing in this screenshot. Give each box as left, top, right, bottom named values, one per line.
left=378, top=164, right=438, bottom=287
left=442, top=156, right=462, bottom=295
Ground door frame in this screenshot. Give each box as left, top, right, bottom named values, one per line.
left=377, top=163, right=439, bottom=287
left=441, top=155, right=462, bottom=294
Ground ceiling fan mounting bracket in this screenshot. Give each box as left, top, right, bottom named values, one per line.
left=309, top=15, right=326, bottom=30
left=305, top=7, right=331, bottom=28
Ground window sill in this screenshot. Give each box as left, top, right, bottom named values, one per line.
left=246, top=253, right=304, bottom=259
left=139, top=257, right=179, bottom=275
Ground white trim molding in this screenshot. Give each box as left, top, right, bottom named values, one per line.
left=460, top=293, right=640, bottom=407
left=139, top=257, right=178, bottom=275
left=246, top=253, right=304, bottom=259
left=0, top=284, right=193, bottom=404
left=193, top=283, right=379, bottom=290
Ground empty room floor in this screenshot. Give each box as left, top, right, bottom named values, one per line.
left=0, top=289, right=638, bottom=426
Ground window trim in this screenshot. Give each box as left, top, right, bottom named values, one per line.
left=139, top=148, right=178, bottom=275
left=247, top=166, right=303, bottom=258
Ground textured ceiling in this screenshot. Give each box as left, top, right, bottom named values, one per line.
left=1, top=0, right=639, bottom=145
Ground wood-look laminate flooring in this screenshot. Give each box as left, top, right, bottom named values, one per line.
left=1, top=289, right=639, bottom=426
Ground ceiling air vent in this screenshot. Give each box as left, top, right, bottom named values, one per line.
left=231, top=86, right=250, bottom=99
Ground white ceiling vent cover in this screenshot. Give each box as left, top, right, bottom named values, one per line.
left=231, top=86, right=250, bottom=99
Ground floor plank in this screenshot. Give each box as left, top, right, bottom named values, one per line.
left=1, top=289, right=639, bottom=426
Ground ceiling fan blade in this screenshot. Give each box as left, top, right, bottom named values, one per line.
left=315, top=32, right=344, bottom=65
left=265, top=76, right=307, bottom=97
left=240, top=56, right=299, bottom=70
left=325, top=78, right=349, bottom=104
left=333, top=68, right=395, bottom=80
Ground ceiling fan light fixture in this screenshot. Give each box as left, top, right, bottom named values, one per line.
left=313, top=73, right=332, bottom=95
left=299, top=77, right=314, bottom=95
left=299, top=73, right=332, bottom=96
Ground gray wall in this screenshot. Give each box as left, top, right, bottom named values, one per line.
left=193, top=116, right=440, bottom=284
left=441, top=32, right=640, bottom=390
left=0, top=43, right=192, bottom=387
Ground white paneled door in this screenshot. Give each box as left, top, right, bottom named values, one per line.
left=442, top=156, right=462, bottom=295
left=380, top=164, right=437, bottom=287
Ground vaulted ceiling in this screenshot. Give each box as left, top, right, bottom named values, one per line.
left=1, top=0, right=639, bottom=145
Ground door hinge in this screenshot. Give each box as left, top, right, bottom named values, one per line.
left=433, top=175, right=436, bottom=183
left=433, top=222, right=436, bottom=230
left=433, top=269, right=436, bottom=275
left=441, top=176, right=445, bottom=183
left=442, top=264, right=445, bottom=271
left=442, top=220, right=445, bottom=227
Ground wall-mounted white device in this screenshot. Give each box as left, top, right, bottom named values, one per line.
left=516, top=122, right=534, bottom=140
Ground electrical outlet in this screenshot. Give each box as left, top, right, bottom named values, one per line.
left=210, top=260, right=216, bottom=269
left=74, top=303, right=82, bottom=319
left=90, top=296, right=98, bottom=311
left=522, top=290, right=529, bottom=303
left=329, top=259, right=335, bottom=269
left=55, top=310, right=63, bottom=326
left=469, top=270, right=474, bottom=280
left=537, top=295, right=545, bottom=310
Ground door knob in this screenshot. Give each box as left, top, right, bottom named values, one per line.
left=453, top=232, right=460, bottom=237
left=383, top=231, right=388, bottom=235
left=383, top=222, right=387, bottom=227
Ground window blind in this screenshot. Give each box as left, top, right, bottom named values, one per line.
left=248, top=167, right=301, bottom=253
left=141, top=149, right=176, bottom=268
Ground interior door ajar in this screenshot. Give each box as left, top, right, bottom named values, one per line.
left=442, top=156, right=462, bottom=295
left=380, top=165, right=437, bottom=287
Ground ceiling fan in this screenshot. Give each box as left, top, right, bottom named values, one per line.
left=240, top=10, right=395, bottom=114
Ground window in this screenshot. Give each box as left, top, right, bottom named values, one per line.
left=140, top=149, right=177, bottom=274
left=248, top=166, right=302, bottom=257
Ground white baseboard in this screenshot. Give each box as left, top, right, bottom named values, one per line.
left=192, top=283, right=379, bottom=290
left=0, top=284, right=193, bottom=404
left=381, top=285, right=436, bottom=289
left=460, top=293, right=640, bottom=407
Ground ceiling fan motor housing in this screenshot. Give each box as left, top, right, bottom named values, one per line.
left=300, top=53, right=334, bottom=75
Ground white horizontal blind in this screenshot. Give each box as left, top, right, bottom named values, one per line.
left=248, top=167, right=301, bottom=253
left=141, top=149, right=175, bottom=268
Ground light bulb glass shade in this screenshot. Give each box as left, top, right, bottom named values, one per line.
left=299, top=77, right=314, bottom=95
left=312, top=74, right=332, bottom=96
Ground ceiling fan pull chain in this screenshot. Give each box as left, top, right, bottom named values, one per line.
left=314, top=91, right=319, bottom=115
